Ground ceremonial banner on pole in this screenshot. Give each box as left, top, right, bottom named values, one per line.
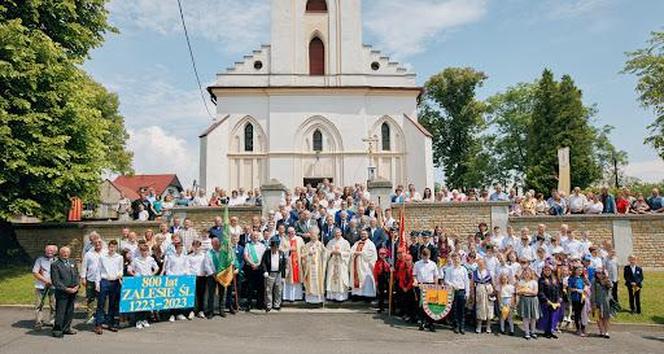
left=120, top=275, right=195, bottom=313
left=214, top=205, right=235, bottom=287
left=420, top=284, right=453, bottom=321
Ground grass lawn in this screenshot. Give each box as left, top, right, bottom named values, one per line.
left=1, top=265, right=663, bottom=325
left=613, top=270, right=664, bottom=325
left=0, top=266, right=36, bottom=305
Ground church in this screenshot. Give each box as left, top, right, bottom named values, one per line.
left=199, top=0, right=434, bottom=192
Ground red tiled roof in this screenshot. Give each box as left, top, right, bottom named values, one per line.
left=113, top=174, right=182, bottom=200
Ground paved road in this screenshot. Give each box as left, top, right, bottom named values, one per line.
left=0, top=308, right=662, bottom=354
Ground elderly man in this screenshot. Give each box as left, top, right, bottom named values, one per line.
left=325, top=228, right=351, bottom=302
left=209, top=216, right=224, bottom=240
left=243, top=231, right=267, bottom=311
left=489, top=184, right=509, bottom=202
left=32, top=244, right=58, bottom=330
left=179, top=218, right=199, bottom=253
left=51, top=246, right=80, bottom=338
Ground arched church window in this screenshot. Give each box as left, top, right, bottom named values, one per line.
left=306, top=0, right=327, bottom=12
left=381, top=122, right=391, bottom=151
left=244, top=123, right=254, bottom=152
left=309, top=37, right=325, bottom=76
left=313, top=129, right=323, bottom=152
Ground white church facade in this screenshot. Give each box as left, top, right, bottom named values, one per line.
left=199, top=0, right=434, bottom=191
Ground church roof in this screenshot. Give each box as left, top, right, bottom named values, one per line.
left=403, top=114, right=433, bottom=138
left=199, top=114, right=230, bottom=138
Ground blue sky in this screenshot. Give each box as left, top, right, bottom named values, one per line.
left=86, top=0, right=664, bottom=188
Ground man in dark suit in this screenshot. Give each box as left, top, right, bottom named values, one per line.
left=623, top=255, right=644, bottom=314
left=367, top=217, right=387, bottom=250
left=344, top=219, right=361, bottom=246
left=50, top=246, right=80, bottom=338
left=418, top=231, right=439, bottom=264
left=261, top=237, right=287, bottom=312
left=321, top=215, right=336, bottom=246
left=409, top=231, right=421, bottom=262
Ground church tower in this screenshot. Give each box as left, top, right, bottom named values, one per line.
left=200, top=0, right=433, bottom=194
left=270, top=0, right=363, bottom=78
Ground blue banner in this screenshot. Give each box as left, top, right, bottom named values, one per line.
left=120, top=275, right=196, bottom=313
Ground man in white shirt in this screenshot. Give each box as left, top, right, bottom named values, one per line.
left=94, top=240, right=123, bottom=334
left=187, top=240, right=208, bottom=318
left=129, top=241, right=159, bottom=329
left=81, top=238, right=103, bottom=324
left=163, top=240, right=191, bottom=322
left=565, top=232, right=583, bottom=259
left=32, top=244, right=58, bottom=330
left=444, top=253, right=470, bottom=334
left=567, top=187, right=587, bottom=214
left=413, top=248, right=438, bottom=332
left=261, top=237, right=287, bottom=312
left=500, top=226, right=519, bottom=252
left=178, top=218, right=200, bottom=253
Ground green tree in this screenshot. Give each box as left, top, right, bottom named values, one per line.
left=419, top=67, right=488, bottom=190
left=0, top=2, right=132, bottom=221
left=623, top=30, right=664, bottom=160
left=485, top=82, right=537, bottom=185
left=525, top=70, right=604, bottom=192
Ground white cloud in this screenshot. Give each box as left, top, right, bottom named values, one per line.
left=625, top=159, right=664, bottom=183
left=364, top=0, right=487, bottom=57
left=108, top=0, right=270, bottom=53
left=128, top=126, right=198, bottom=188
left=545, top=0, right=609, bottom=19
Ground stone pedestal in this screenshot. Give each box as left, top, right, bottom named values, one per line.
left=261, top=179, right=288, bottom=216
left=367, top=179, right=393, bottom=211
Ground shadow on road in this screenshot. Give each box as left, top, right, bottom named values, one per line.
left=11, top=320, right=53, bottom=337
left=642, top=335, right=664, bottom=343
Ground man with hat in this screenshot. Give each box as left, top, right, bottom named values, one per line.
left=261, top=236, right=287, bottom=312
left=419, top=231, right=439, bottom=264
left=409, top=231, right=421, bottom=262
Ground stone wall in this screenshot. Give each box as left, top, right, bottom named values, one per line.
left=392, top=202, right=510, bottom=237
left=13, top=206, right=262, bottom=261
left=393, top=202, right=664, bottom=268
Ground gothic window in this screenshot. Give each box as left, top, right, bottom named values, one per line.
left=244, top=123, right=254, bottom=152
left=313, top=129, right=323, bottom=152
left=381, top=122, right=391, bottom=151
left=306, top=0, right=327, bottom=12
left=309, top=37, right=325, bottom=76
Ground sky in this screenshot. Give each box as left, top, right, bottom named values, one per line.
left=86, top=0, right=664, bottom=188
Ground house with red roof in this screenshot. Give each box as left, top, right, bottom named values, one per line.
left=112, top=174, right=183, bottom=200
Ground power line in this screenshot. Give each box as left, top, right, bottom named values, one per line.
left=176, top=0, right=215, bottom=120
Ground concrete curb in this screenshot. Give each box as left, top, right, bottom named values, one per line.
left=1, top=304, right=661, bottom=329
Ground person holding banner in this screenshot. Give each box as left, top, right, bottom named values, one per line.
left=95, top=240, right=123, bottom=335
left=261, top=237, right=287, bottom=312
left=128, top=241, right=159, bottom=329
left=413, top=248, right=438, bottom=332
left=444, top=253, right=470, bottom=334
left=206, top=235, right=235, bottom=318
left=163, top=240, right=191, bottom=322
left=395, top=252, right=416, bottom=322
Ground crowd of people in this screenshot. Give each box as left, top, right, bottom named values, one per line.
left=35, top=182, right=648, bottom=339
left=112, top=179, right=664, bottom=223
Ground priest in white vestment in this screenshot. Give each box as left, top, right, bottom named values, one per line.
left=349, top=230, right=378, bottom=298
left=302, top=228, right=327, bottom=304
left=281, top=226, right=305, bottom=301
left=325, top=228, right=351, bottom=301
